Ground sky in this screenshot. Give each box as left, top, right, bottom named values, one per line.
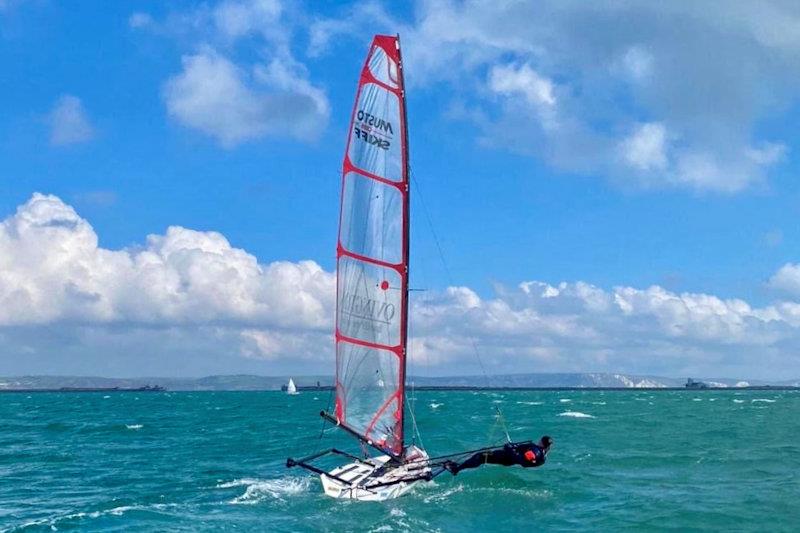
left=2, top=0, right=800, bottom=379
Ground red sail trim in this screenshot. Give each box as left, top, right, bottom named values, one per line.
left=365, top=390, right=402, bottom=445
left=343, top=161, right=406, bottom=190
left=336, top=332, right=402, bottom=355
left=337, top=245, right=404, bottom=274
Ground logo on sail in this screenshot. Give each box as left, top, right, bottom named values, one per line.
left=354, top=109, right=393, bottom=150
left=341, top=292, right=396, bottom=325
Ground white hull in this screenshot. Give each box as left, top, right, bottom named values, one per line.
left=320, top=446, right=430, bottom=501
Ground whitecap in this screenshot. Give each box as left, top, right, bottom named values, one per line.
left=591, top=401, right=606, bottom=405
left=751, top=398, right=776, bottom=403
left=103, top=395, right=111, bottom=399
left=558, top=411, right=595, bottom=418
left=12, top=504, right=177, bottom=529
left=516, top=401, right=544, bottom=406
left=692, top=398, right=702, bottom=402
left=429, top=402, right=442, bottom=409
left=559, top=399, right=572, bottom=403
left=126, top=424, right=143, bottom=430
left=423, top=484, right=464, bottom=504
left=733, top=399, right=745, bottom=404
left=218, top=477, right=311, bottom=505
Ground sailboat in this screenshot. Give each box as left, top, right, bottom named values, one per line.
left=287, top=34, right=551, bottom=501
left=286, top=378, right=298, bottom=395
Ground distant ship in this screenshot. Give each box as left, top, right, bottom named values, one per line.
left=685, top=378, right=709, bottom=389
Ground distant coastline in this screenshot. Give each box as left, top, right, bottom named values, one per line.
left=2, top=385, right=798, bottom=393
left=0, top=385, right=166, bottom=393
left=1, top=373, right=798, bottom=392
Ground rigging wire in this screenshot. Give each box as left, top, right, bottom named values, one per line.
left=409, top=166, right=512, bottom=443
left=407, top=381, right=426, bottom=451
left=313, top=385, right=335, bottom=455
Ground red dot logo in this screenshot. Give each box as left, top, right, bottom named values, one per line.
left=380, top=280, right=390, bottom=290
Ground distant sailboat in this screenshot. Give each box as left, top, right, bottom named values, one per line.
left=287, top=34, right=551, bottom=501
left=286, top=378, right=298, bottom=395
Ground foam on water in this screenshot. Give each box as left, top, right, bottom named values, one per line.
left=558, top=411, right=595, bottom=418
left=9, top=504, right=177, bottom=531
left=429, top=402, right=443, bottom=409
left=423, top=483, right=464, bottom=504
left=751, top=399, right=776, bottom=403
left=517, top=401, right=544, bottom=405
left=126, top=424, right=143, bottom=430
left=733, top=399, right=745, bottom=403
left=218, top=477, right=311, bottom=505
left=559, top=398, right=572, bottom=403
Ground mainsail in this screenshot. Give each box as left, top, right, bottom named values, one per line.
left=287, top=33, right=551, bottom=501
left=334, top=35, right=409, bottom=456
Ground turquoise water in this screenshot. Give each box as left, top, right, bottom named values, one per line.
left=1, top=390, right=798, bottom=531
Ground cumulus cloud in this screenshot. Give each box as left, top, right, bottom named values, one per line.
left=47, top=95, right=95, bottom=146
left=0, top=193, right=335, bottom=328
left=769, top=264, right=800, bottom=295
left=144, top=0, right=329, bottom=147
left=163, top=50, right=327, bottom=147
left=312, top=0, right=795, bottom=193
left=619, top=122, right=668, bottom=172
left=3, top=194, right=800, bottom=378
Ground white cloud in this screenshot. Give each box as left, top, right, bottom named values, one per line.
left=128, top=12, right=153, bottom=29
left=769, top=263, right=800, bottom=295
left=619, top=46, right=654, bottom=81
left=3, top=194, right=800, bottom=378
left=163, top=50, right=327, bottom=147
left=376, top=0, right=796, bottom=193
left=489, top=64, right=555, bottom=108
left=212, top=0, right=282, bottom=41
left=48, top=95, right=95, bottom=146
left=619, top=122, right=668, bottom=172
left=0, top=193, right=335, bottom=328
left=143, top=0, right=329, bottom=147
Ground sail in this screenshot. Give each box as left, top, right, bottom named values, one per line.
left=287, top=378, right=297, bottom=394
left=334, top=35, right=409, bottom=456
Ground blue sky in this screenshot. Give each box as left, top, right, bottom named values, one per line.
left=2, top=0, right=800, bottom=379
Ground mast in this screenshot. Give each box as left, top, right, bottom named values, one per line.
left=396, top=34, right=410, bottom=456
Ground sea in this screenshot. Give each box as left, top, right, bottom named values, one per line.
left=1, top=389, right=798, bottom=532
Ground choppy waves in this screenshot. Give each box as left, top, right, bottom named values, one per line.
left=558, top=411, right=595, bottom=418
left=217, top=477, right=312, bottom=505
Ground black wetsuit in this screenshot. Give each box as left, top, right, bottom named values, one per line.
left=448, top=441, right=547, bottom=474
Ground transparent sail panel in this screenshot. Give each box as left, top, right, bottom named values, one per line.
left=347, top=83, right=402, bottom=182
left=340, top=172, right=402, bottom=264
left=336, top=341, right=401, bottom=453
left=335, top=36, right=406, bottom=454
left=337, top=256, right=402, bottom=347
left=367, top=45, right=399, bottom=88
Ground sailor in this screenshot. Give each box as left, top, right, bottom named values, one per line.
left=444, top=436, right=552, bottom=475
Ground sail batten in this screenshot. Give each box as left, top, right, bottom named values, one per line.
left=335, top=35, right=408, bottom=457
